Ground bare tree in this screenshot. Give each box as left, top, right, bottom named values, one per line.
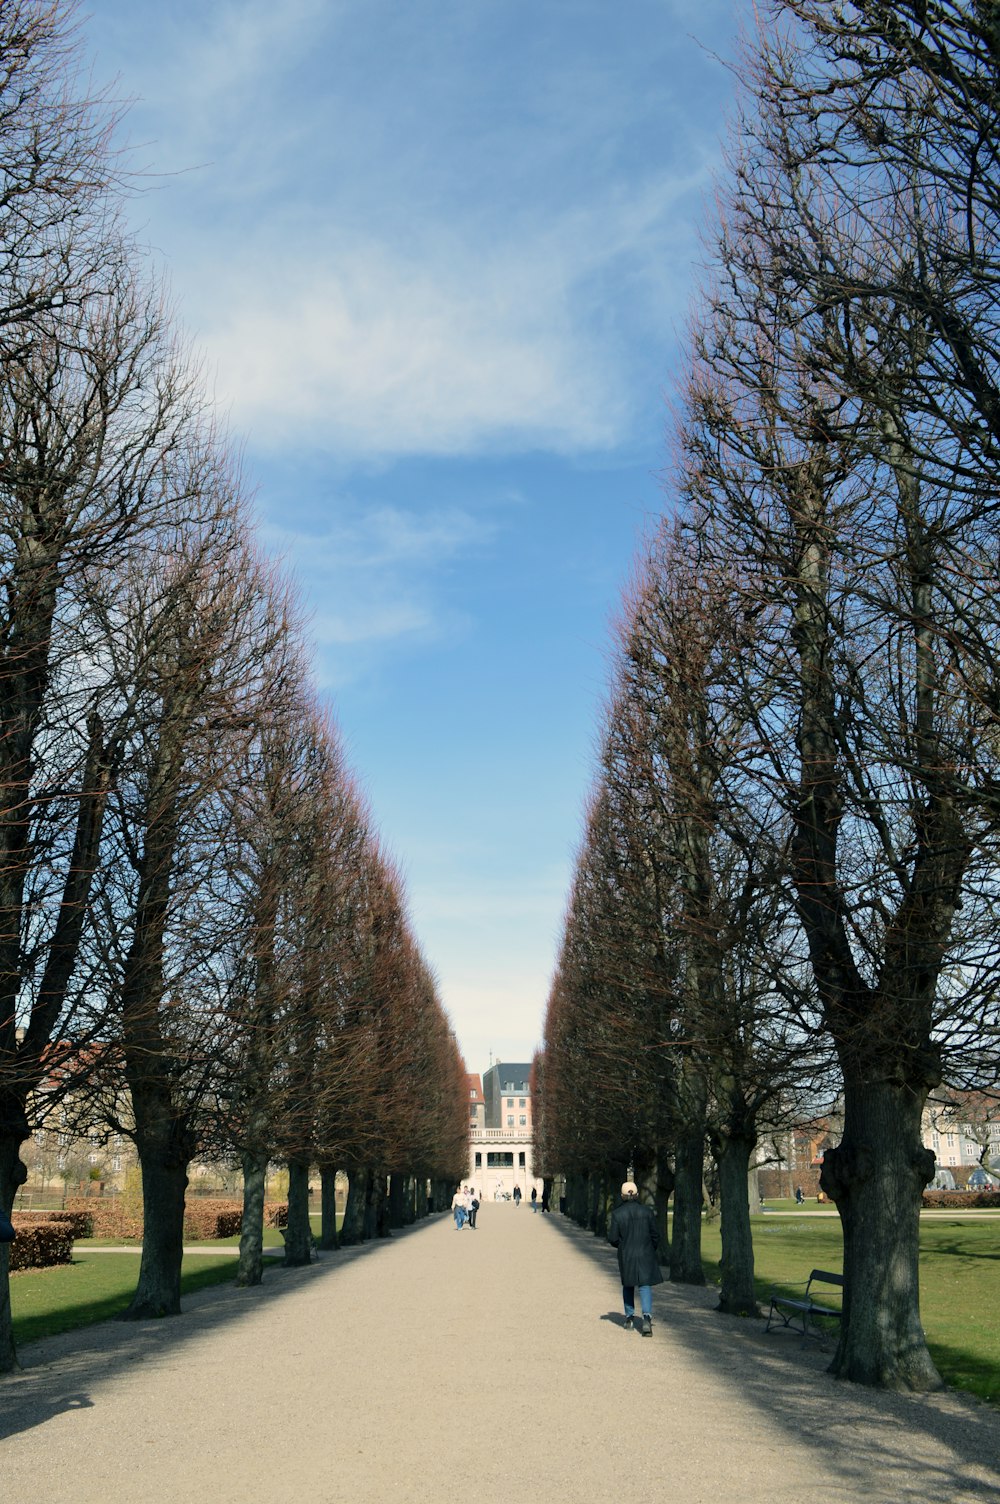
left=88, top=486, right=293, bottom=1318
left=675, top=8, right=1000, bottom=1379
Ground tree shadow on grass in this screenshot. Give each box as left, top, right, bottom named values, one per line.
left=548, top=1211, right=1000, bottom=1504
left=0, top=1215, right=438, bottom=1441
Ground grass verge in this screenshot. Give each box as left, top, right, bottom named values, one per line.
left=697, top=1214, right=999, bottom=1406
left=10, top=1253, right=241, bottom=1346
left=11, top=1212, right=338, bottom=1347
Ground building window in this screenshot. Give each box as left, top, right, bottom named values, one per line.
left=507, top=1115, right=514, bottom=1126
left=518, top=1151, right=526, bottom=1167
left=475, top=1152, right=482, bottom=1168
left=507, top=1098, right=514, bottom=1109
left=519, top=1115, right=526, bottom=1126
left=519, top=1098, right=526, bottom=1108
left=470, top=1089, right=477, bottom=1099
left=487, top=1151, right=514, bottom=1168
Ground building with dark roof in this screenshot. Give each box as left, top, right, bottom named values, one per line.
left=482, top=1062, right=532, bottom=1132
left=467, top=1062, right=540, bottom=1201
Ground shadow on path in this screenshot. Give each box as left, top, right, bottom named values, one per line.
left=0, top=1215, right=442, bottom=1442
left=548, top=1212, right=1000, bottom=1502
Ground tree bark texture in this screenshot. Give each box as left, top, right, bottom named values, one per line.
left=0, top=1129, right=28, bottom=1370
left=237, top=1152, right=267, bottom=1286
left=821, top=1080, right=940, bottom=1390
left=283, top=1159, right=312, bottom=1266
left=340, top=1167, right=366, bottom=1245
left=715, top=1133, right=759, bottom=1317
left=388, top=1171, right=405, bottom=1230
left=671, top=1132, right=706, bottom=1285
left=121, top=1153, right=188, bottom=1319
left=318, top=1165, right=339, bottom=1249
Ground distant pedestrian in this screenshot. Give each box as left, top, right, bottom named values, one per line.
left=469, top=1189, right=480, bottom=1229
left=513, top=1185, right=522, bottom=1207
left=530, top=1187, right=538, bottom=1213
left=541, top=1185, right=550, bottom=1213
left=451, top=1187, right=467, bottom=1231
left=608, top=1181, right=662, bottom=1337
left=795, top=1185, right=804, bottom=1206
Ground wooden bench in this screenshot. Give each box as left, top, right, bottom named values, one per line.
left=765, top=1269, right=843, bottom=1345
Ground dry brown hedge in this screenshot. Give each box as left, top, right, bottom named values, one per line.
left=921, top=1189, right=1000, bottom=1208
left=14, top=1209, right=92, bottom=1239
left=9, top=1217, right=74, bottom=1271
left=64, top=1196, right=289, bottom=1240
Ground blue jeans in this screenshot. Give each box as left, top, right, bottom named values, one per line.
left=454, top=1207, right=466, bottom=1229
left=623, top=1285, right=652, bottom=1318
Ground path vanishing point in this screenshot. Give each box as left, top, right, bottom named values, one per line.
left=3, top=1206, right=999, bottom=1504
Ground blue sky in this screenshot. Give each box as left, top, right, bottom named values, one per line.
left=83, top=0, right=742, bottom=1072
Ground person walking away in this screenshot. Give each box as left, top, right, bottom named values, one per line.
left=468, top=1189, right=480, bottom=1228
left=530, top=1187, right=538, bottom=1212
left=513, top=1185, right=522, bottom=1207
left=451, top=1186, right=467, bottom=1231
left=608, top=1181, right=662, bottom=1336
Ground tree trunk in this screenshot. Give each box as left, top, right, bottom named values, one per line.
left=821, top=1079, right=940, bottom=1390
left=237, top=1152, right=267, bottom=1286
left=318, top=1165, right=339, bottom=1249
left=362, top=1168, right=390, bottom=1239
left=656, top=1157, right=674, bottom=1258
left=375, top=1173, right=391, bottom=1238
left=121, top=1151, right=188, bottom=1319
left=671, top=1131, right=706, bottom=1285
left=415, top=1178, right=429, bottom=1219
left=388, top=1171, right=405, bottom=1230
left=283, top=1159, right=312, bottom=1266
left=340, top=1167, right=366, bottom=1244
left=0, top=1126, right=28, bottom=1371
left=715, top=1133, right=759, bottom=1316
left=580, top=1173, right=595, bottom=1233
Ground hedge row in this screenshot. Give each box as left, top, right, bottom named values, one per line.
left=14, top=1209, right=93, bottom=1239
left=65, top=1198, right=143, bottom=1239
left=9, top=1217, right=75, bottom=1271
left=64, top=1196, right=289, bottom=1239
left=921, top=1189, right=1000, bottom=1209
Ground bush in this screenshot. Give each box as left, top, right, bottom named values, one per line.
left=14, top=1209, right=92, bottom=1239
left=183, top=1201, right=242, bottom=1239
left=64, top=1195, right=289, bottom=1239
left=922, top=1189, right=1000, bottom=1209
left=65, top=1197, right=143, bottom=1240
left=9, top=1216, right=75, bottom=1271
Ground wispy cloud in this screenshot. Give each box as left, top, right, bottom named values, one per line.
left=95, top=0, right=729, bottom=463
left=194, top=234, right=630, bottom=459
left=260, top=498, right=497, bottom=681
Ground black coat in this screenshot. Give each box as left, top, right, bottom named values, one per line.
left=608, top=1199, right=663, bottom=1287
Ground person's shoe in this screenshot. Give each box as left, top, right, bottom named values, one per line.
left=623, top=1315, right=634, bottom=1331
left=641, top=1314, right=652, bottom=1337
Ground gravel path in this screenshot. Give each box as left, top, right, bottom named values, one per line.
left=2, top=1205, right=998, bottom=1503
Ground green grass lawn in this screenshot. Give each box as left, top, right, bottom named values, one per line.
left=10, top=1253, right=243, bottom=1346
left=698, top=1213, right=1000, bottom=1406
left=10, top=1212, right=331, bottom=1345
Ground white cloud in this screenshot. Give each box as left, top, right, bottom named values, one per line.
left=95, top=0, right=730, bottom=464
left=192, top=235, right=630, bottom=459
left=258, top=498, right=494, bottom=681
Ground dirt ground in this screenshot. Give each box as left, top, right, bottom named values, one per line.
left=2, top=1204, right=998, bottom=1504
